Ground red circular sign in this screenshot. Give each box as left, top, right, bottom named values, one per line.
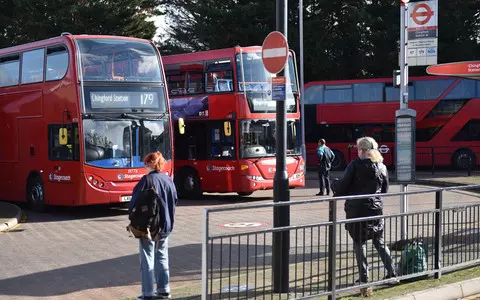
left=262, top=31, right=289, bottom=74
left=410, top=3, right=434, bottom=25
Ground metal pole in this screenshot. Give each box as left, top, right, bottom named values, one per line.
left=201, top=209, right=209, bottom=299
left=273, top=0, right=290, bottom=294
left=299, top=0, right=306, bottom=163
left=399, top=1, right=409, bottom=241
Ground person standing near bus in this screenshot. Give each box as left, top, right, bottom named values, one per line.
left=316, top=139, right=335, bottom=196
left=332, top=137, right=396, bottom=294
left=130, top=152, right=178, bottom=300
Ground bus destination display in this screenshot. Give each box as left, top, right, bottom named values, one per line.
left=90, top=91, right=159, bottom=109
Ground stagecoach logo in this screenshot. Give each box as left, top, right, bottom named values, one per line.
left=206, top=165, right=235, bottom=172
left=118, top=173, right=144, bottom=180
left=49, top=173, right=71, bottom=182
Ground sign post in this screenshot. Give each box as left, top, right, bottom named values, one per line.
left=397, top=0, right=415, bottom=242
left=262, top=4, right=290, bottom=294
left=407, top=0, right=438, bottom=66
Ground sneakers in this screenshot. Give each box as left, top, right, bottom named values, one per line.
left=316, top=192, right=324, bottom=196
left=136, top=294, right=171, bottom=300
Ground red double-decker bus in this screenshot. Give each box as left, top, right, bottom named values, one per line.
left=0, top=34, right=173, bottom=211
left=163, top=46, right=305, bottom=198
left=304, top=76, right=480, bottom=170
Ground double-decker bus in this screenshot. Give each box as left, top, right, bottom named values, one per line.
left=0, top=34, right=173, bottom=211
left=162, top=46, right=305, bottom=198
left=304, top=76, right=480, bottom=170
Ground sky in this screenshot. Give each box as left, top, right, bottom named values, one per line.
left=151, top=14, right=168, bottom=42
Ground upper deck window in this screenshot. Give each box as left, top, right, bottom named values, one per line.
left=78, top=39, right=162, bottom=82
left=21, top=49, right=45, bottom=84
left=46, top=46, right=69, bottom=81
left=0, top=54, right=20, bottom=87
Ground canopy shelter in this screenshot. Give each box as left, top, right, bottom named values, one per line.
left=427, top=61, right=480, bottom=80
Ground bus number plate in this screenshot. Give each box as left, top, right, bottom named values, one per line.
left=121, top=196, right=132, bottom=202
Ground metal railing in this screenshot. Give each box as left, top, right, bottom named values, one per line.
left=201, top=184, right=480, bottom=299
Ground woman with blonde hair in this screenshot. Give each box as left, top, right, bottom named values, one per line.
left=333, top=137, right=396, bottom=291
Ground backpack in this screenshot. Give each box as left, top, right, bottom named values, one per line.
left=398, top=238, right=428, bottom=279
left=127, top=175, right=161, bottom=241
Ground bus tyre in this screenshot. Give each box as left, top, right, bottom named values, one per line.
left=175, top=168, right=202, bottom=199
left=237, top=192, right=253, bottom=197
left=27, top=176, right=46, bottom=212
left=452, top=149, right=476, bottom=170
left=331, top=150, right=346, bottom=171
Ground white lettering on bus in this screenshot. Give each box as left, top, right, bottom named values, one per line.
left=49, top=173, right=71, bottom=182
left=206, top=165, right=235, bottom=172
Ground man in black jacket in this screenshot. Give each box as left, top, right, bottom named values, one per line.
left=316, top=139, right=335, bottom=196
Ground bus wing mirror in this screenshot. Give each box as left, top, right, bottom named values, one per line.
left=224, top=121, right=232, bottom=137
left=59, top=128, right=68, bottom=145
left=178, top=118, right=185, bottom=135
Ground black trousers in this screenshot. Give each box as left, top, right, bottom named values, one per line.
left=318, top=169, right=330, bottom=193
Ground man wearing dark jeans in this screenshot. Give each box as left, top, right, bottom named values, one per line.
left=316, top=139, right=335, bottom=196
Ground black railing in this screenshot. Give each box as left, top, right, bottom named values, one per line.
left=202, top=184, right=480, bottom=299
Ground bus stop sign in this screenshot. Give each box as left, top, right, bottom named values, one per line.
left=262, top=31, right=289, bottom=74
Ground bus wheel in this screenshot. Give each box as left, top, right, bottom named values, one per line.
left=237, top=192, right=253, bottom=197
left=176, top=168, right=202, bottom=199
left=27, top=176, right=46, bottom=212
left=452, top=149, right=476, bottom=170
left=331, top=150, right=346, bottom=171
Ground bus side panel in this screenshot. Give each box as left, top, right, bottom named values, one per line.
left=0, top=90, right=43, bottom=202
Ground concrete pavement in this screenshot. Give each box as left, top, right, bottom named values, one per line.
left=0, top=171, right=479, bottom=300
left=0, top=201, right=22, bottom=232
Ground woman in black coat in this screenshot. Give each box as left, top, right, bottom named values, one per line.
left=333, top=137, right=396, bottom=284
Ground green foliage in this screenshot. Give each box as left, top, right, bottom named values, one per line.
left=0, top=0, right=162, bottom=49
left=161, top=0, right=480, bottom=81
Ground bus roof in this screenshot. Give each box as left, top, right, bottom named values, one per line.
left=305, top=75, right=461, bottom=88
left=162, top=46, right=262, bottom=65
left=0, top=34, right=154, bottom=56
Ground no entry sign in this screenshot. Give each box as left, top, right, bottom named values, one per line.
left=262, top=31, right=289, bottom=74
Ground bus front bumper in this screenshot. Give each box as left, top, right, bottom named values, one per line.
left=238, top=173, right=305, bottom=192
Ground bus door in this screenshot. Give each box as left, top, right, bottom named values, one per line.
left=201, top=120, right=236, bottom=192
left=45, top=123, right=81, bottom=205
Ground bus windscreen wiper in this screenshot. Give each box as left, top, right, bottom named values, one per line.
left=81, top=113, right=117, bottom=120
left=120, top=113, right=168, bottom=120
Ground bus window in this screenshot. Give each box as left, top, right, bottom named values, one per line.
left=452, top=120, right=480, bottom=141
left=209, top=121, right=235, bottom=159
left=49, top=124, right=79, bottom=161
left=46, top=46, right=69, bottom=81
left=167, top=73, right=186, bottom=95
left=0, top=54, right=20, bottom=87
left=21, top=49, right=45, bottom=84
left=187, top=72, right=203, bottom=94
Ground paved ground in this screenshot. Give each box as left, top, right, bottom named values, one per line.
left=0, top=174, right=479, bottom=300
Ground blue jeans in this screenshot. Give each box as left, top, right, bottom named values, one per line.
left=139, top=233, right=170, bottom=297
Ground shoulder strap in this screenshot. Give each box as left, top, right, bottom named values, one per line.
left=146, top=174, right=153, bottom=188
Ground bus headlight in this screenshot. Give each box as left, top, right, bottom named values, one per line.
left=290, top=172, right=304, bottom=180
left=246, top=175, right=264, bottom=181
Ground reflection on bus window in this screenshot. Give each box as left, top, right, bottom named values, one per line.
left=46, top=46, right=69, bottom=81
left=240, top=120, right=300, bottom=158
left=78, top=39, right=162, bottom=82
